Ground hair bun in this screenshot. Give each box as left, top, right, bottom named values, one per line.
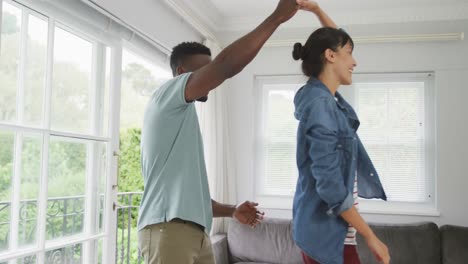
left=292, top=42, right=303, bottom=61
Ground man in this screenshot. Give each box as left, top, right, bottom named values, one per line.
left=137, top=0, right=299, bottom=263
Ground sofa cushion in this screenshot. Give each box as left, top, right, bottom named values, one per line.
left=234, top=263, right=271, bottom=264
left=227, top=218, right=302, bottom=264
left=357, top=222, right=440, bottom=264
left=441, top=225, right=468, bottom=264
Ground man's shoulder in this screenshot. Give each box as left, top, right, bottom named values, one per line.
left=163, top=73, right=191, bottom=89
left=154, top=73, right=192, bottom=105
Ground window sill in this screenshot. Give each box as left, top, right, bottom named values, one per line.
left=358, top=200, right=440, bottom=217
left=255, top=195, right=440, bottom=217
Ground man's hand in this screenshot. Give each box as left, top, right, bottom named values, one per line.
left=296, top=0, right=320, bottom=13
left=232, top=201, right=265, bottom=228
left=366, top=236, right=390, bottom=264
left=271, top=0, right=299, bottom=24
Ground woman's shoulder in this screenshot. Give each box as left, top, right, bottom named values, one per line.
left=295, top=83, right=334, bottom=105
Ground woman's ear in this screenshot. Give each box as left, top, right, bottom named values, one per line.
left=324, top=48, right=336, bottom=63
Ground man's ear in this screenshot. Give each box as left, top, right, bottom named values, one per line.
left=324, top=48, right=336, bottom=63
left=176, top=65, right=185, bottom=76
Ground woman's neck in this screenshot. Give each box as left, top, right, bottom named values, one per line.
left=318, top=70, right=340, bottom=96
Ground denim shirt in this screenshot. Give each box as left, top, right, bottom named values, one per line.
left=292, top=77, right=387, bottom=264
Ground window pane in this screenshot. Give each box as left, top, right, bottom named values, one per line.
left=47, top=137, right=86, bottom=240
left=97, top=239, right=103, bottom=264
left=18, top=254, right=36, bottom=264
left=45, top=243, right=82, bottom=263
left=51, top=27, right=92, bottom=134
left=101, top=47, right=111, bottom=137
left=0, top=2, right=22, bottom=123
left=120, top=49, right=171, bottom=130
left=357, top=82, right=426, bottom=202
left=92, top=142, right=107, bottom=234
left=19, top=134, right=42, bottom=247
left=23, top=14, right=48, bottom=127
left=119, top=49, right=171, bottom=193
left=0, top=131, right=15, bottom=252
left=264, top=89, right=298, bottom=195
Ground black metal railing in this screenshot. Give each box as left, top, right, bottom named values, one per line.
left=0, top=192, right=143, bottom=264
left=116, top=192, right=142, bottom=264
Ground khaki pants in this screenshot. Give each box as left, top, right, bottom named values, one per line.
left=138, top=220, right=215, bottom=264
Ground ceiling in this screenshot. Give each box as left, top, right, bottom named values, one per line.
left=167, top=0, right=468, bottom=34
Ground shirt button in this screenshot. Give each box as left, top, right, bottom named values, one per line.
left=353, top=137, right=357, bottom=140
left=370, top=173, right=374, bottom=177
left=338, top=144, right=342, bottom=148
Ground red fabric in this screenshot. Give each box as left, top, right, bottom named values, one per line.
left=301, top=245, right=360, bottom=264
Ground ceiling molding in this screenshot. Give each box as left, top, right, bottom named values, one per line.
left=163, top=1, right=467, bottom=47
left=171, top=0, right=222, bottom=33
left=223, top=4, right=468, bottom=32
left=164, top=0, right=219, bottom=43
left=265, top=32, right=465, bottom=48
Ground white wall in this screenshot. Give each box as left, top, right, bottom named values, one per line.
left=87, top=0, right=203, bottom=49
left=220, top=20, right=468, bottom=226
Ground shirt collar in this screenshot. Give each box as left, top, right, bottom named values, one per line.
left=307, top=77, right=346, bottom=109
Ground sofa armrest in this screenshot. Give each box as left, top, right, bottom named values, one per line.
left=211, top=233, right=229, bottom=264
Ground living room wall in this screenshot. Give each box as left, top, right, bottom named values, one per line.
left=221, top=19, right=468, bottom=226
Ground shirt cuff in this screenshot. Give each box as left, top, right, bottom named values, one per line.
left=326, top=191, right=354, bottom=216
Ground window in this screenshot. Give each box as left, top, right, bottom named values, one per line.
left=0, top=0, right=173, bottom=263
left=120, top=48, right=171, bottom=131
left=349, top=73, right=436, bottom=215
left=115, top=47, right=171, bottom=263
left=254, top=76, right=304, bottom=208
left=0, top=1, right=112, bottom=262
left=255, top=73, right=436, bottom=215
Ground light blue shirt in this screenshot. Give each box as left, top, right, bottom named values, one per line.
left=137, top=73, right=212, bottom=234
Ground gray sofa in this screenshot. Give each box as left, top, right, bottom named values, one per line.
left=211, top=218, right=468, bottom=264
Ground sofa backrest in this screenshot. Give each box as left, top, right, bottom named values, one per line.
left=357, top=222, right=441, bottom=264
left=227, top=218, right=303, bottom=264
left=226, top=218, right=468, bottom=264
left=440, top=225, right=468, bottom=264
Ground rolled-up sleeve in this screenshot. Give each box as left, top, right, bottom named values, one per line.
left=304, top=97, right=353, bottom=216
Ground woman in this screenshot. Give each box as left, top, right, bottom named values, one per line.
left=292, top=1, right=391, bottom=264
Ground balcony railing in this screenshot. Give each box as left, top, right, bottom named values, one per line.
left=0, top=192, right=143, bottom=264
left=116, top=192, right=142, bottom=264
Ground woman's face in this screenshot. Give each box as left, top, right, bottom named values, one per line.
left=332, top=42, right=357, bottom=85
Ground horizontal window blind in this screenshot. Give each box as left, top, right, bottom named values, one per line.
left=256, top=74, right=433, bottom=208
left=355, top=81, right=426, bottom=202
left=262, top=85, right=298, bottom=196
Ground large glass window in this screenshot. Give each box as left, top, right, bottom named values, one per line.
left=0, top=1, right=111, bottom=262
left=255, top=73, right=435, bottom=213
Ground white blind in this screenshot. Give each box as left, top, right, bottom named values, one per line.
left=355, top=81, right=426, bottom=202
left=262, top=85, right=299, bottom=196
left=257, top=75, right=432, bottom=205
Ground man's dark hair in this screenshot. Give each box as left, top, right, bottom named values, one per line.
left=170, top=42, right=211, bottom=76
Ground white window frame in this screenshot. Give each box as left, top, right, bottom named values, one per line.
left=254, top=73, right=437, bottom=216
left=253, top=75, right=305, bottom=210
left=0, top=0, right=122, bottom=262
left=1, top=0, right=172, bottom=262
left=348, top=72, right=437, bottom=216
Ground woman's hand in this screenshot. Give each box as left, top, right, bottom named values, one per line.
left=296, top=0, right=320, bottom=13
left=366, top=235, right=391, bottom=264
